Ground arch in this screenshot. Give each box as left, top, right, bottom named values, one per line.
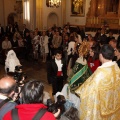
left=7, top=13, right=18, bottom=25
left=47, top=12, right=59, bottom=28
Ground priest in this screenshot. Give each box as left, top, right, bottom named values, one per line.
left=76, top=44, right=120, bottom=120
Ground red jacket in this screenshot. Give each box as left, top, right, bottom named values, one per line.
left=3, top=104, right=56, bottom=120
left=88, top=59, right=101, bottom=73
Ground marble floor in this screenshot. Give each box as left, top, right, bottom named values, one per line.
left=0, top=58, right=53, bottom=99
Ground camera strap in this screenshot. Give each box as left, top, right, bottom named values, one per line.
left=0, top=97, right=12, bottom=109
left=11, top=109, right=19, bottom=120
left=32, top=108, right=47, bottom=120
left=11, top=108, right=47, bottom=120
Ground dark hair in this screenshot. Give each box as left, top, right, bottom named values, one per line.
left=116, top=45, right=120, bottom=52
left=69, top=35, right=75, bottom=42
left=6, top=72, right=15, bottom=78
left=100, top=44, right=114, bottom=60
left=90, top=45, right=100, bottom=61
left=73, top=32, right=78, bottom=39
left=22, top=80, right=44, bottom=104
left=54, top=49, right=62, bottom=55
left=0, top=84, right=16, bottom=95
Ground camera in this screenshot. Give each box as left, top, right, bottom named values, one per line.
left=13, top=65, right=27, bottom=104
left=47, top=95, right=66, bottom=115
left=14, top=65, right=27, bottom=83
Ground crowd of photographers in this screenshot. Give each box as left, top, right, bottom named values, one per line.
left=0, top=65, right=79, bottom=120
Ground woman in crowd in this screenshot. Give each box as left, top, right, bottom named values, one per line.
left=5, top=49, right=21, bottom=72
left=2, top=36, right=12, bottom=50
left=40, top=31, right=49, bottom=62
left=11, top=33, right=18, bottom=48
left=70, top=32, right=81, bottom=68
left=67, top=35, right=75, bottom=66
left=68, top=41, right=92, bottom=92
left=73, top=31, right=82, bottom=44
left=114, top=45, right=120, bottom=67
left=87, top=34, right=93, bottom=42
left=87, top=45, right=101, bottom=73
left=62, top=34, right=69, bottom=63
left=18, top=35, right=24, bottom=47
left=32, top=31, right=40, bottom=61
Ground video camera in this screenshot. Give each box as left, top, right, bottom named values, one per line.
left=47, top=95, right=66, bottom=115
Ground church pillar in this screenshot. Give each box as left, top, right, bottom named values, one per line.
left=99, top=0, right=106, bottom=16
left=61, top=0, right=66, bottom=26
left=29, top=0, right=36, bottom=30
left=90, top=0, right=97, bottom=17
left=118, top=0, right=120, bottom=17
left=36, top=0, right=43, bottom=30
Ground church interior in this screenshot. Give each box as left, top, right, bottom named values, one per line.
left=0, top=0, right=120, bottom=119
left=0, top=0, right=120, bottom=33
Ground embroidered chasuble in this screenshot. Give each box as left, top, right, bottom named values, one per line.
left=75, top=62, right=120, bottom=120
left=68, top=60, right=92, bottom=92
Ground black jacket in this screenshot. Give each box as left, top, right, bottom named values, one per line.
left=47, top=59, right=68, bottom=83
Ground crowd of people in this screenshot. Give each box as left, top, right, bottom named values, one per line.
left=0, top=22, right=120, bottom=119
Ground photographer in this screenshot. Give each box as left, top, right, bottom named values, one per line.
left=3, top=80, right=60, bottom=120
left=6, top=70, right=26, bottom=104
left=0, top=76, right=17, bottom=120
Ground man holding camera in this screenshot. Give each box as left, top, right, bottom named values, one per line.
left=3, top=80, right=59, bottom=120
left=0, top=76, right=17, bottom=120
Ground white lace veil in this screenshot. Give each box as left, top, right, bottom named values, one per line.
left=5, top=50, right=21, bottom=72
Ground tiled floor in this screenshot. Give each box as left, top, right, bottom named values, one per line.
left=0, top=58, right=53, bottom=99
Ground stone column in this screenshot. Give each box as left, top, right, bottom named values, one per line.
left=90, top=0, right=97, bottom=17
left=36, top=0, right=43, bottom=30
left=61, top=0, right=66, bottom=26
left=29, top=0, right=36, bottom=30
left=118, top=0, right=120, bottom=17
left=99, top=0, right=106, bottom=16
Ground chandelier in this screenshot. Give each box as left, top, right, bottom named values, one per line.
left=49, top=0, right=61, bottom=8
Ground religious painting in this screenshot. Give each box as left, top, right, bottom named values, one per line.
left=71, top=0, right=85, bottom=16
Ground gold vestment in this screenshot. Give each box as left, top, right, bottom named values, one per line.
left=75, top=62, right=120, bottom=120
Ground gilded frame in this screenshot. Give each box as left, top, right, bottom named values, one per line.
left=71, top=0, right=85, bottom=17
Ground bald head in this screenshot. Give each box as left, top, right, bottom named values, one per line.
left=0, top=76, right=16, bottom=95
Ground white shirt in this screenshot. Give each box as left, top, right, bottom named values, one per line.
left=0, top=94, right=7, bottom=100
left=55, top=58, right=63, bottom=71
left=99, top=61, right=114, bottom=68
left=67, top=41, right=75, bottom=55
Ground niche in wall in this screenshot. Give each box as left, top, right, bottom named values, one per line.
left=47, top=12, right=58, bottom=28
